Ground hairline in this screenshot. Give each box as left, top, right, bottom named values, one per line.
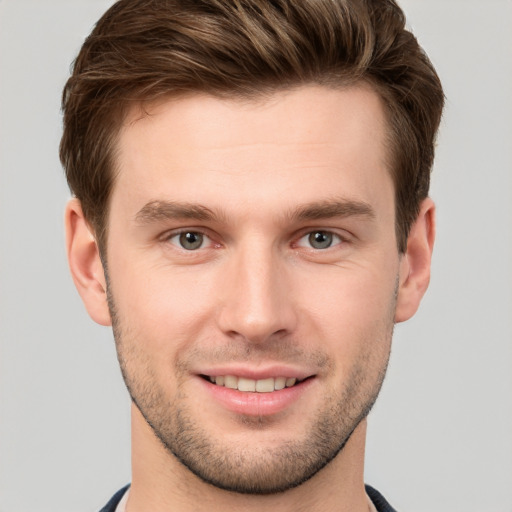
left=95, top=79, right=404, bottom=258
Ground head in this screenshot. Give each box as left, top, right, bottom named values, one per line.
left=62, top=0, right=443, bottom=499
left=60, top=0, right=443, bottom=256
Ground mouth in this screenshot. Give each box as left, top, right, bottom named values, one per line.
left=198, top=371, right=317, bottom=416
left=200, top=374, right=310, bottom=393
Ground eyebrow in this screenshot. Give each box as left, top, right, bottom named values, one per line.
left=289, top=198, right=376, bottom=222
left=134, top=197, right=375, bottom=226
left=134, top=200, right=221, bottom=225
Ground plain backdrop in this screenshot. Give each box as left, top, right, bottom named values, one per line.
left=0, top=1, right=511, bottom=511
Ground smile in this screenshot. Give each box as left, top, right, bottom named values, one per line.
left=204, top=375, right=303, bottom=392
left=199, top=372, right=316, bottom=415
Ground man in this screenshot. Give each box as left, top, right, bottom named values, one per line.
left=60, top=0, right=443, bottom=510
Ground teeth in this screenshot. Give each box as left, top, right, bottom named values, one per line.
left=255, top=377, right=274, bottom=393
left=238, top=377, right=256, bottom=392
left=285, top=377, right=297, bottom=387
left=208, top=375, right=300, bottom=392
left=274, top=377, right=286, bottom=390
left=224, top=375, right=237, bottom=389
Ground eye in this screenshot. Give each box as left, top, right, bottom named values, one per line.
left=297, top=230, right=342, bottom=250
left=168, top=231, right=208, bottom=250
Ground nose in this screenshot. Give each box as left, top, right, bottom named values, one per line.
left=216, top=241, right=298, bottom=344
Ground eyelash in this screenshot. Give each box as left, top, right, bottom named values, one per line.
left=294, top=230, right=345, bottom=250
left=164, top=230, right=216, bottom=251
left=163, top=228, right=348, bottom=252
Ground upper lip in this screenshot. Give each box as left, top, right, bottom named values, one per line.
left=195, top=365, right=315, bottom=381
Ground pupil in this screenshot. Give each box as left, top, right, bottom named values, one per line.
left=180, top=232, right=203, bottom=250
left=309, top=231, right=332, bottom=249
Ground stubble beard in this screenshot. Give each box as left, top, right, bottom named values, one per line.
left=107, top=285, right=394, bottom=495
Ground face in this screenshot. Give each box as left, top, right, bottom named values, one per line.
left=105, top=85, right=401, bottom=494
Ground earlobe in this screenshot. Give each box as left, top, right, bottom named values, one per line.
left=395, top=198, right=436, bottom=323
left=65, top=199, right=112, bottom=326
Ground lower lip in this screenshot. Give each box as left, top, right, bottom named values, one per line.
left=199, top=377, right=315, bottom=416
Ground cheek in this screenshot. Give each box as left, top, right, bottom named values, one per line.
left=109, top=261, right=218, bottom=352
left=296, top=264, right=397, bottom=365
left=298, top=261, right=398, bottom=322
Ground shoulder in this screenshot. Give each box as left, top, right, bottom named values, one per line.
left=98, top=484, right=130, bottom=512
left=365, top=484, right=398, bottom=512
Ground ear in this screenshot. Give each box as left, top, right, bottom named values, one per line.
left=395, top=198, right=436, bottom=323
left=65, top=199, right=112, bottom=326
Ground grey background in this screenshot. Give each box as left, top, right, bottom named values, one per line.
left=0, top=0, right=511, bottom=510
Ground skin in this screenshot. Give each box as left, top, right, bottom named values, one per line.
left=66, top=85, right=435, bottom=512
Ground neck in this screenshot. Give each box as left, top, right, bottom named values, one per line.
left=127, top=405, right=370, bottom=512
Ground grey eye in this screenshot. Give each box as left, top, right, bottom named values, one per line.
left=308, top=231, right=333, bottom=249
left=178, top=231, right=204, bottom=250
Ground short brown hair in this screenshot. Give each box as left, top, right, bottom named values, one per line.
left=60, top=0, right=444, bottom=253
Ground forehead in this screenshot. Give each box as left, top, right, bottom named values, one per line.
left=112, top=85, right=393, bottom=221
left=121, top=84, right=388, bottom=154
